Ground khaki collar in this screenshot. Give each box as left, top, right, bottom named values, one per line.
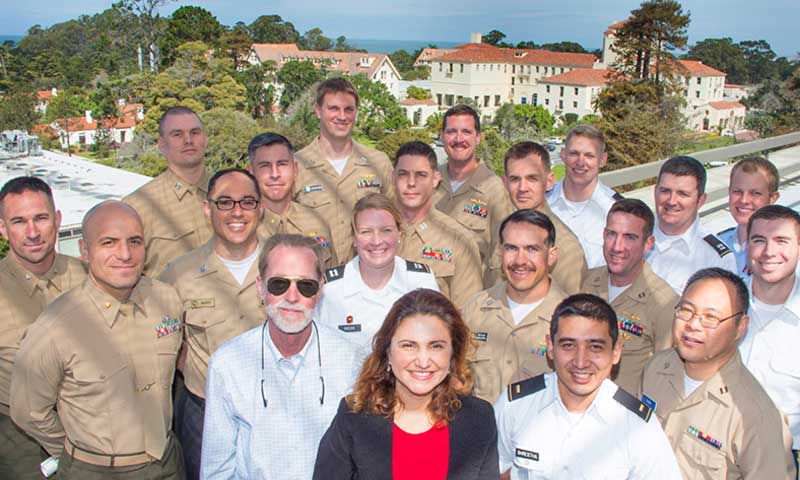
left=83, top=277, right=148, bottom=328
left=165, top=168, right=210, bottom=201
left=3, top=254, right=70, bottom=297
left=438, top=162, right=494, bottom=196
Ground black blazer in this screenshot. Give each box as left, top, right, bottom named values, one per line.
left=313, top=395, right=500, bottom=480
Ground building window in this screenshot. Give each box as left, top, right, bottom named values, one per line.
left=445, top=94, right=454, bottom=106
left=536, top=66, right=540, bottom=73
left=457, top=95, right=463, bottom=103
left=439, top=63, right=443, bottom=72
left=490, top=64, right=493, bottom=71
left=521, top=96, right=527, bottom=104
left=573, top=101, right=578, bottom=108
left=437, top=94, right=443, bottom=105
left=484, top=95, right=490, bottom=107
left=544, top=67, right=549, bottom=74
left=696, top=90, right=700, bottom=98
left=546, top=85, right=550, bottom=93
left=512, top=65, right=516, bottom=74
left=528, top=66, right=531, bottom=74
left=560, top=86, right=564, bottom=96
left=574, top=87, right=579, bottom=95
left=560, top=68, right=565, bottom=73
left=558, top=100, right=563, bottom=110
left=684, top=90, right=689, bottom=97
left=511, top=77, right=515, bottom=85
left=697, top=77, right=701, bottom=85
left=460, top=63, right=464, bottom=73
left=449, top=63, right=453, bottom=72
left=532, top=93, right=538, bottom=106
left=545, top=98, right=550, bottom=106
left=495, top=95, right=501, bottom=106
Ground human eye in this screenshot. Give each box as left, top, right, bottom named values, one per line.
left=527, top=245, right=541, bottom=254
left=217, top=199, right=234, bottom=209
left=503, top=244, right=517, bottom=252
left=242, top=199, right=259, bottom=209
left=130, top=238, right=143, bottom=246
left=399, top=341, right=415, bottom=349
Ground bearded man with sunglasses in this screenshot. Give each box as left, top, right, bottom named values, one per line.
left=158, top=168, right=267, bottom=479
left=641, top=267, right=795, bottom=479
left=201, top=233, right=360, bottom=479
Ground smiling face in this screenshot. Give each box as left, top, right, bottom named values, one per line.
left=748, top=217, right=800, bottom=286
left=80, top=203, right=145, bottom=301
left=259, top=245, right=321, bottom=334
left=249, top=143, right=297, bottom=204
left=354, top=208, right=400, bottom=270
left=388, top=313, right=453, bottom=408
left=393, top=153, right=441, bottom=213
left=157, top=112, right=207, bottom=170
left=204, top=171, right=263, bottom=258
left=501, top=221, right=556, bottom=303
left=729, top=169, right=779, bottom=227
left=603, top=211, right=654, bottom=286
left=560, top=135, right=607, bottom=190
left=442, top=114, right=480, bottom=165
left=673, top=278, right=747, bottom=375
left=0, top=190, right=61, bottom=273
left=547, top=314, right=621, bottom=412
left=503, top=154, right=554, bottom=210
left=315, top=91, right=357, bottom=142
left=654, top=173, right=706, bottom=236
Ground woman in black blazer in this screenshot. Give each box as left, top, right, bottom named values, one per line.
left=314, top=289, right=500, bottom=480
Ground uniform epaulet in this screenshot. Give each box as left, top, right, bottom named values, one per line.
left=717, top=226, right=735, bottom=235
left=507, top=374, right=546, bottom=402
left=703, top=234, right=732, bottom=257
left=405, top=260, right=431, bottom=273
left=613, top=387, right=652, bottom=422
left=612, top=191, right=625, bottom=201
left=324, top=265, right=346, bottom=283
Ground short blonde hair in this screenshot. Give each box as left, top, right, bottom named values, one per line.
left=351, top=193, right=404, bottom=232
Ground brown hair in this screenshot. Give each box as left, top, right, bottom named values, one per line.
left=258, top=233, right=324, bottom=280
left=730, top=156, right=779, bottom=194
left=565, top=124, right=605, bottom=153
left=347, top=289, right=474, bottom=424
left=315, top=77, right=359, bottom=109
left=351, top=193, right=404, bottom=231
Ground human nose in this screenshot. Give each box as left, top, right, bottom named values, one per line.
left=611, top=234, right=625, bottom=252
left=25, top=220, right=39, bottom=239
left=284, top=280, right=301, bottom=302
left=116, top=241, right=132, bottom=261
left=415, top=348, right=432, bottom=368
left=574, top=344, right=591, bottom=368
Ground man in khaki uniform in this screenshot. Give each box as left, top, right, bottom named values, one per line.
left=463, top=209, right=566, bottom=403
left=124, top=106, right=213, bottom=276
left=581, top=199, right=676, bottom=394
left=434, top=104, right=514, bottom=263
left=484, top=141, right=587, bottom=293
left=248, top=132, right=337, bottom=267
left=10, top=201, right=184, bottom=479
left=0, top=177, right=86, bottom=479
left=642, top=268, right=796, bottom=479
left=159, top=168, right=266, bottom=479
left=294, top=78, right=394, bottom=263
left=393, top=141, right=482, bottom=308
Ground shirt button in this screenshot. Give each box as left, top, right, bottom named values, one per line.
left=511, top=332, right=516, bottom=337
left=506, top=360, right=512, bottom=365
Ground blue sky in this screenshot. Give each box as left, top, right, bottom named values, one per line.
left=4, top=0, right=798, bottom=57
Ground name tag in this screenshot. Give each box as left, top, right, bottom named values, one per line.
left=516, top=448, right=539, bottom=461
left=338, top=324, right=362, bottom=333
left=473, top=332, right=488, bottom=342
left=188, top=298, right=215, bottom=309
left=303, top=184, right=323, bottom=193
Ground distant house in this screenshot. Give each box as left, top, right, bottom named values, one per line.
left=724, top=84, right=754, bottom=101
left=535, top=69, right=614, bottom=118
left=35, top=88, right=58, bottom=114
left=247, top=44, right=402, bottom=100
left=46, top=103, right=144, bottom=150
left=400, top=97, right=438, bottom=126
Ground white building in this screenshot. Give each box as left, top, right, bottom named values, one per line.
left=46, top=104, right=144, bottom=150
left=248, top=43, right=402, bottom=100
left=534, top=69, right=612, bottom=118
left=400, top=98, right=439, bottom=126
left=723, top=84, right=754, bottom=101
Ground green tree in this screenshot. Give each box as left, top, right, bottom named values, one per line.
left=237, top=61, right=277, bottom=118
left=114, top=0, right=174, bottom=72
left=276, top=60, right=325, bottom=109
left=300, top=28, right=333, bottom=51
left=539, top=41, right=587, bottom=53
left=333, top=36, right=359, bottom=52
left=375, top=128, right=431, bottom=159
left=389, top=49, right=415, bottom=73
left=47, top=89, right=84, bottom=156
left=276, top=87, right=319, bottom=149
left=199, top=107, right=261, bottom=171
left=492, top=103, right=555, bottom=141
left=685, top=38, right=748, bottom=84
left=0, top=89, right=39, bottom=131
left=406, top=86, right=430, bottom=100
left=476, top=127, right=511, bottom=175
left=218, top=22, right=254, bottom=70
left=248, top=15, right=300, bottom=44
left=739, top=40, right=779, bottom=82
left=612, top=0, right=690, bottom=83
left=425, top=111, right=444, bottom=134
left=349, top=74, right=409, bottom=138
left=161, top=6, right=223, bottom=63
left=483, top=30, right=507, bottom=47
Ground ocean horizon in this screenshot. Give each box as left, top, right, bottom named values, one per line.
left=348, top=38, right=460, bottom=54
left=0, top=34, right=23, bottom=44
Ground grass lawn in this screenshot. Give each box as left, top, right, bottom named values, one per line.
left=552, top=164, right=565, bottom=181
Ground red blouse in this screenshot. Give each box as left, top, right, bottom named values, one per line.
left=392, top=422, right=450, bottom=480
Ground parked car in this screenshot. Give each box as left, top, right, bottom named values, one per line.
left=544, top=143, right=557, bottom=152
left=545, top=136, right=564, bottom=145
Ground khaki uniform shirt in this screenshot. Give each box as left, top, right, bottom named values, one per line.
left=10, top=278, right=183, bottom=459
left=463, top=281, right=567, bottom=402
left=123, top=168, right=213, bottom=277
left=642, top=349, right=796, bottom=480
left=581, top=263, right=676, bottom=395
left=435, top=162, right=514, bottom=263
left=294, top=138, right=394, bottom=263
left=397, top=208, right=482, bottom=309
left=0, top=254, right=86, bottom=415
left=158, top=240, right=266, bottom=399
left=483, top=203, right=587, bottom=294
left=257, top=201, right=338, bottom=268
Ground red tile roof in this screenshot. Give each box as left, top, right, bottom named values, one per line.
left=432, top=43, right=597, bottom=67
left=53, top=111, right=140, bottom=132
left=36, top=89, right=56, bottom=101
left=539, top=68, right=617, bottom=86
left=605, top=19, right=629, bottom=35
left=709, top=101, right=745, bottom=110
left=251, top=43, right=394, bottom=79
left=414, top=48, right=455, bottom=64
left=678, top=60, right=725, bottom=77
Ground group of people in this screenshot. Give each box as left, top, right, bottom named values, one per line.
left=0, top=76, right=796, bottom=480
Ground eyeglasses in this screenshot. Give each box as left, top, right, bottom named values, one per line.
left=673, top=305, right=744, bottom=329
left=266, top=276, right=320, bottom=298
left=260, top=320, right=325, bottom=408
left=210, top=198, right=260, bottom=211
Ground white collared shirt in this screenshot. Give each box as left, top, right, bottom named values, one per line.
left=316, top=256, right=439, bottom=349
left=495, top=372, right=681, bottom=480
left=201, top=322, right=360, bottom=479
left=740, top=274, right=800, bottom=449
left=547, top=180, right=618, bottom=269
left=718, top=225, right=750, bottom=279
left=646, top=218, right=738, bottom=295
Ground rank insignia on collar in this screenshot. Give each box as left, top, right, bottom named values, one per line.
left=308, top=232, right=329, bottom=248
left=357, top=175, right=381, bottom=189
left=303, top=184, right=323, bottom=193
left=463, top=203, right=488, bottom=218
left=422, top=246, right=452, bottom=262
left=687, top=426, right=723, bottom=450
left=619, top=314, right=644, bottom=337
left=156, top=316, right=181, bottom=338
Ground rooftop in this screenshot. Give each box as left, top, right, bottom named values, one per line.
left=432, top=43, right=597, bottom=67
left=678, top=60, right=726, bottom=77
left=539, top=68, right=616, bottom=86
left=709, top=101, right=746, bottom=110
left=250, top=43, right=395, bottom=78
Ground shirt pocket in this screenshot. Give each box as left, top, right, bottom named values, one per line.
left=513, top=458, right=548, bottom=480
left=770, top=353, right=800, bottom=413
left=677, top=430, right=727, bottom=479
left=296, top=189, right=333, bottom=211
left=155, top=333, right=181, bottom=389
left=70, top=355, right=130, bottom=413
left=468, top=350, right=496, bottom=401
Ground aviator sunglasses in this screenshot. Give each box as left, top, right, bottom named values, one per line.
left=266, top=276, right=320, bottom=298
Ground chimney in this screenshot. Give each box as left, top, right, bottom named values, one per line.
left=51, top=87, right=57, bottom=97
left=470, top=32, right=482, bottom=44
left=85, top=110, right=93, bottom=124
